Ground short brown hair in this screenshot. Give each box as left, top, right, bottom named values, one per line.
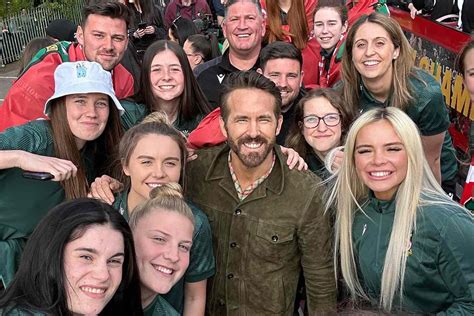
left=82, top=1, right=131, bottom=28
left=219, top=71, right=282, bottom=122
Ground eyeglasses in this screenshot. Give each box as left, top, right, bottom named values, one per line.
left=302, top=113, right=341, bottom=129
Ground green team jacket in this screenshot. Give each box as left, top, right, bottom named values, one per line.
left=0, top=120, right=95, bottom=288
left=353, top=193, right=474, bottom=314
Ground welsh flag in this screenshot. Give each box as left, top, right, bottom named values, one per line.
left=461, top=157, right=474, bottom=211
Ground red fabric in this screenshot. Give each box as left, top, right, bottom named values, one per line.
left=0, top=44, right=134, bottom=132
left=347, top=0, right=380, bottom=25
left=460, top=157, right=474, bottom=205
left=164, top=0, right=212, bottom=28
left=187, top=108, right=225, bottom=149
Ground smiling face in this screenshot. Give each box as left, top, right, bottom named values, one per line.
left=352, top=22, right=399, bottom=87
left=354, top=120, right=408, bottom=200
left=133, top=210, right=193, bottom=296
left=65, top=93, right=110, bottom=150
left=150, top=49, right=185, bottom=106
left=76, top=14, right=128, bottom=71
left=220, top=88, right=282, bottom=169
left=302, top=96, right=342, bottom=159
left=222, top=1, right=265, bottom=58
left=313, top=7, right=347, bottom=51
left=123, top=134, right=182, bottom=206
left=260, top=58, right=303, bottom=109
left=64, top=224, right=125, bottom=315
left=463, top=48, right=474, bottom=100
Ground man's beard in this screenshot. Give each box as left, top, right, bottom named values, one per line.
left=228, top=135, right=275, bottom=168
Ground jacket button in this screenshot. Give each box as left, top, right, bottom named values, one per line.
left=227, top=273, right=234, bottom=279
left=234, top=209, right=242, bottom=215
left=230, top=242, right=237, bottom=248
left=271, top=235, right=278, bottom=242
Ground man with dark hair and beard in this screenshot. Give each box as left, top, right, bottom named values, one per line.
left=185, top=71, right=336, bottom=315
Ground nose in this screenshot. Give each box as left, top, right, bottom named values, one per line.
left=163, top=243, right=179, bottom=263
left=276, top=75, right=288, bottom=89
left=162, top=68, right=171, bottom=80
left=85, top=102, right=98, bottom=118
left=237, top=17, right=247, bottom=29
left=365, top=42, right=375, bottom=56
left=248, top=120, right=260, bottom=138
left=91, top=261, right=110, bottom=282
left=373, top=149, right=387, bottom=165
left=316, top=119, right=328, bottom=132
left=321, top=23, right=328, bottom=33
left=152, top=164, right=165, bottom=178
left=103, top=35, right=114, bottom=51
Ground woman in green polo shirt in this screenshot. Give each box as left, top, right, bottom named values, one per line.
left=0, top=198, right=142, bottom=315
left=340, top=13, right=458, bottom=197
left=0, top=61, right=124, bottom=288
left=328, top=107, right=474, bottom=313
left=91, top=113, right=215, bottom=315
left=120, top=40, right=213, bottom=136
left=129, top=183, right=195, bottom=316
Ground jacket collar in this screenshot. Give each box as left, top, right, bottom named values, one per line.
left=205, top=144, right=285, bottom=202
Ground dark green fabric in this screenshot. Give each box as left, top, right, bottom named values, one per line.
left=358, top=68, right=458, bottom=182
left=113, top=190, right=215, bottom=313
left=162, top=201, right=215, bottom=313
left=353, top=193, right=474, bottom=314
left=120, top=100, right=204, bottom=136
left=0, top=120, right=96, bottom=288
left=0, top=307, right=46, bottom=316
left=143, top=295, right=179, bottom=316
left=306, top=151, right=331, bottom=181
left=186, top=144, right=336, bottom=315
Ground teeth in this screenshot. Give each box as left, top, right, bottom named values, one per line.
left=363, top=61, right=379, bottom=66
left=81, top=287, right=105, bottom=294
left=237, top=34, right=250, bottom=38
left=370, top=171, right=390, bottom=177
left=244, top=142, right=261, bottom=149
left=147, top=183, right=162, bottom=188
left=160, top=85, right=173, bottom=89
left=155, top=265, right=173, bottom=274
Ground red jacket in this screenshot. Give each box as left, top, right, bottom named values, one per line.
left=164, top=0, right=212, bottom=28
left=0, top=42, right=134, bottom=132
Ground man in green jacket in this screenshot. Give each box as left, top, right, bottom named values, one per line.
left=186, top=71, right=336, bottom=315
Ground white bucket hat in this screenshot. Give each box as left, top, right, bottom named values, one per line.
left=44, top=61, right=124, bottom=116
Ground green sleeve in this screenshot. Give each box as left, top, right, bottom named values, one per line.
left=185, top=202, right=215, bottom=282
left=0, top=121, right=52, bottom=154
left=410, top=71, right=450, bottom=136
left=436, top=211, right=474, bottom=315
left=120, top=100, right=148, bottom=131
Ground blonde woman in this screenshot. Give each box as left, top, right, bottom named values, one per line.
left=328, top=107, right=474, bottom=313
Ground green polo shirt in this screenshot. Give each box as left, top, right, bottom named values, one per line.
left=353, top=193, right=474, bottom=313
left=358, top=68, right=457, bottom=182
left=113, top=190, right=215, bottom=313
left=143, top=295, right=179, bottom=316
left=120, top=100, right=205, bottom=136
left=0, top=120, right=96, bottom=287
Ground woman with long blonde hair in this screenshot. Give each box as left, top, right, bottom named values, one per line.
left=328, top=107, right=474, bottom=313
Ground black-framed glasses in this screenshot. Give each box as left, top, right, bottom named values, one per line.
left=302, top=113, right=341, bottom=129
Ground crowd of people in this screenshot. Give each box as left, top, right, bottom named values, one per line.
left=0, top=0, right=473, bottom=315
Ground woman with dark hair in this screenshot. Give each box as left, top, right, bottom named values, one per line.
left=127, top=0, right=166, bottom=61
left=341, top=12, right=457, bottom=196
left=183, top=33, right=221, bottom=70
left=91, top=113, right=214, bottom=315
left=121, top=40, right=212, bottom=136
left=0, top=198, right=142, bottom=315
left=0, top=61, right=124, bottom=288
left=286, top=88, right=352, bottom=179
left=168, top=16, right=199, bottom=46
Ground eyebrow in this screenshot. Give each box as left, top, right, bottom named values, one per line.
left=355, top=142, right=403, bottom=149
left=74, top=248, right=125, bottom=258
left=151, top=63, right=182, bottom=68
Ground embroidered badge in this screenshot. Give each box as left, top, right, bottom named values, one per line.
left=45, top=44, right=58, bottom=52
left=76, top=63, right=87, bottom=78
left=217, top=74, right=225, bottom=84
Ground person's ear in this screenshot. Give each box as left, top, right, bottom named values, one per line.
left=219, top=115, right=228, bottom=138
left=256, top=67, right=263, bottom=74
left=76, top=25, right=84, bottom=46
